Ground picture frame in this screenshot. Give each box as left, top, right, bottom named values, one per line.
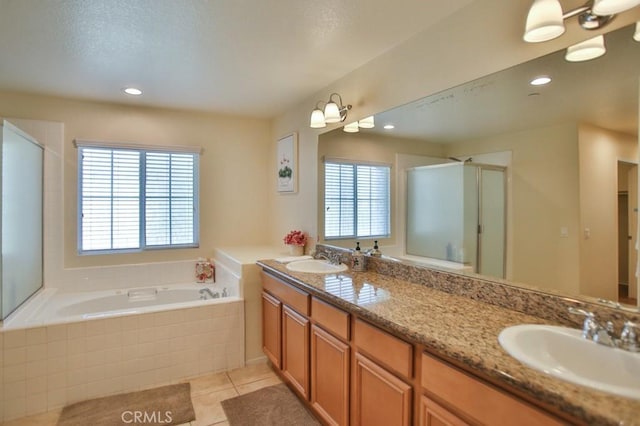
left=277, top=133, right=297, bottom=193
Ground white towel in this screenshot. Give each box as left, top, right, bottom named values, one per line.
left=275, top=255, right=313, bottom=264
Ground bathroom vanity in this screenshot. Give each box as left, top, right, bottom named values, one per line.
left=257, top=250, right=640, bottom=426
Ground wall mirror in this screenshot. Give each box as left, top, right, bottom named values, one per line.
left=317, top=23, right=640, bottom=309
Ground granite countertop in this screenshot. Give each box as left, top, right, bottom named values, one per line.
left=257, top=259, right=640, bottom=426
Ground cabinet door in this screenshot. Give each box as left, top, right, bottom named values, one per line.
left=419, top=396, right=469, bottom=426
left=262, top=291, right=282, bottom=368
left=282, top=305, right=310, bottom=399
left=353, top=352, right=412, bottom=426
left=311, top=325, right=350, bottom=426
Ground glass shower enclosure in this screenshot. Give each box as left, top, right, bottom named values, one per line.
left=1, top=120, right=44, bottom=320
left=406, top=162, right=506, bottom=278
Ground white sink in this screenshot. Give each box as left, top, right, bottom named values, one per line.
left=286, top=259, right=348, bottom=274
left=498, top=324, right=640, bottom=400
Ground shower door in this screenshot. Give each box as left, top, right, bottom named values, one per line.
left=477, top=167, right=506, bottom=278
left=1, top=120, right=43, bottom=320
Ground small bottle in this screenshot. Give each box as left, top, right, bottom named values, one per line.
left=371, top=240, right=382, bottom=257
left=351, top=242, right=366, bottom=272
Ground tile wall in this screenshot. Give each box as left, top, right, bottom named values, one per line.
left=0, top=301, right=245, bottom=422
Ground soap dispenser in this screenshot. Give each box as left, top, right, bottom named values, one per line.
left=351, top=242, right=366, bottom=272
left=370, top=240, right=382, bottom=257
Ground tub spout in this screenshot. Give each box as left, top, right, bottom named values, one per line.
left=199, top=288, right=218, bottom=300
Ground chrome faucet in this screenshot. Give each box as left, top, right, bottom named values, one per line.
left=199, top=288, right=218, bottom=300
left=568, top=307, right=639, bottom=351
left=315, top=252, right=342, bottom=265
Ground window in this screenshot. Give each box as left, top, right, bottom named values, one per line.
left=78, top=144, right=199, bottom=253
left=324, top=161, right=390, bottom=239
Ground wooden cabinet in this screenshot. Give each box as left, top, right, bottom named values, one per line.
left=311, top=324, right=350, bottom=426
left=420, top=353, right=564, bottom=426
left=353, top=352, right=412, bottom=426
left=261, top=291, right=281, bottom=368
left=419, top=396, right=469, bottom=426
left=282, top=305, right=311, bottom=399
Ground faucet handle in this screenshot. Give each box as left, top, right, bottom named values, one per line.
left=568, top=307, right=598, bottom=339
left=620, top=321, right=639, bottom=352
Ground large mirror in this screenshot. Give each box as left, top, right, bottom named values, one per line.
left=318, top=23, right=640, bottom=308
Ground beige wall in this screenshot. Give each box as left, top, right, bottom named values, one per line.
left=578, top=124, right=638, bottom=300
left=449, top=123, right=581, bottom=295
left=269, top=0, right=640, bottom=252
left=0, top=91, right=272, bottom=268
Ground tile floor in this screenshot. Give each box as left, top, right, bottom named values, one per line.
left=2, top=361, right=282, bottom=426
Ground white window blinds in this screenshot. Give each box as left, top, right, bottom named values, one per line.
left=78, top=146, right=199, bottom=253
left=324, top=161, right=390, bottom=239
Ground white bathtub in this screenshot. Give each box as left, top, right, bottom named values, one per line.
left=3, top=282, right=240, bottom=329
left=0, top=278, right=245, bottom=421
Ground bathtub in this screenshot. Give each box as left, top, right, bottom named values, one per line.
left=4, top=282, right=240, bottom=329
left=0, top=278, right=245, bottom=421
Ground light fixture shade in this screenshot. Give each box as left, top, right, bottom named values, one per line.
left=343, top=122, right=359, bottom=133
left=324, top=102, right=341, bottom=123
left=565, top=35, right=606, bottom=62
left=310, top=108, right=326, bottom=128
left=592, top=0, right=640, bottom=15
left=358, top=116, right=375, bottom=128
left=634, top=21, right=640, bottom=42
left=523, top=0, right=566, bottom=43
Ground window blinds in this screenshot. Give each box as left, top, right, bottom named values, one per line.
left=79, top=146, right=199, bottom=253
left=324, top=161, right=390, bottom=239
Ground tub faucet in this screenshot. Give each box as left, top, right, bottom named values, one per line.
left=199, top=288, right=218, bottom=300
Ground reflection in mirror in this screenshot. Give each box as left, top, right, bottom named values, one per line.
left=318, top=24, right=640, bottom=308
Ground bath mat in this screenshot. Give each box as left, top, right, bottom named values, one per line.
left=57, top=382, right=195, bottom=426
left=221, top=383, right=320, bottom=426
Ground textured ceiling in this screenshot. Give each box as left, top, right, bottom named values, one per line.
left=0, top=0, right=473, bottom=117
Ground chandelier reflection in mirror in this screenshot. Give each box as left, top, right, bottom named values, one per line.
left=524, top=0, right=640, bottom=61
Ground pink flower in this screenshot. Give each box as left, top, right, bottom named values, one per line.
left=283, top=230, right=307, bottom=246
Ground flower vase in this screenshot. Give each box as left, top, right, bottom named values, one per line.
left=288, top=244, right=304, bottom=256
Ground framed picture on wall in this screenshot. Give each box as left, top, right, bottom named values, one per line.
left=277, top=133, right=297, bottom=193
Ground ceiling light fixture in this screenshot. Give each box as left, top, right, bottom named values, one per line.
left=634, top=21, right=640, bottom=41
left=309, top=93, right=352, bottom=128
left=383, top=124, right=395, bottom=130
left=123, top=87, right=142, bottom=96
left=530, top=75, right=552, bottom=85
left=523, top=0, right=639, bottom=60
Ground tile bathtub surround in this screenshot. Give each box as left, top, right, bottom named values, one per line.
left=315, top=244, right=640, bottom=329
left=0, top=301, right=245, bottom=422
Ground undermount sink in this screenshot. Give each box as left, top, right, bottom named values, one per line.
left=286, top=259, right=348, bottom=274
left=498, top=324, right=640, bottom=400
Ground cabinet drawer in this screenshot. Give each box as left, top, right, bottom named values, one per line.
left=421, top=353, right=563, bottom=426
left=311, top=297, right=350, bottom=341
left=262, top=271, right=310, bottom=316
left=354, top=319, right=413, bottom=379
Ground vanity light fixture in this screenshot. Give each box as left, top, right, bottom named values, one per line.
left=524, top=0, right=639, bottom=60
left=565, top=34, right=607, bottom=61
left=123, top=87, right=142, bottom=96
left=342, top=116, right=376, bottom=133
left=309, top=93, right=352, bottom=128
left=343, top=121, right=360, bottom=133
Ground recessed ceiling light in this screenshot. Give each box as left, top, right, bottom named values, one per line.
left=123, top=87, right=143, bottom=96
left=383, top=124, right=395, bottom=130
left=530, top=76, right=551, bottom=86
